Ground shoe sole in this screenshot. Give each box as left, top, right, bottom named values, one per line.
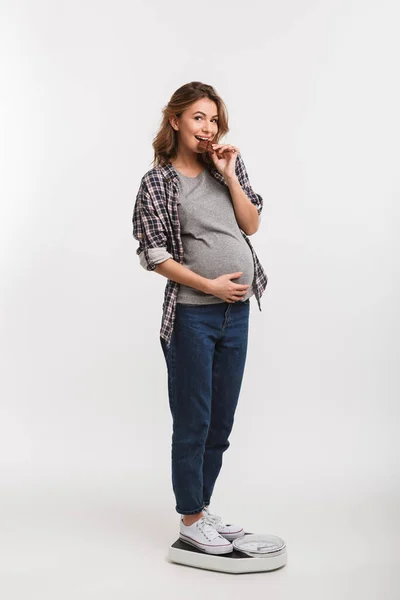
left=179, top=533, right=233, bottom=555
left=219, top=529, right=246, bottom=541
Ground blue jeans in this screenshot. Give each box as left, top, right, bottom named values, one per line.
left=160, top=299, right=250, bottom=515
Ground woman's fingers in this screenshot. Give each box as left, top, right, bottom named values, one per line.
left=212, top=144, right=240, bottom=153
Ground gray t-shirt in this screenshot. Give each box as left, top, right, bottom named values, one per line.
left=139, top=167, right=258, bottom=304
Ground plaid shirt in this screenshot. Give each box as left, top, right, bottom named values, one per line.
left=132, top=153, right=268, bottom=347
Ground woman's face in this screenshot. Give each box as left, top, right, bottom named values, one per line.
left=171, top=97, right=219, bottom=154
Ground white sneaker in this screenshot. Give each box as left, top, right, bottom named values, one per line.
left=179, top=515, right=234, bottom=555
left=203, top=506, right=245, bottom=541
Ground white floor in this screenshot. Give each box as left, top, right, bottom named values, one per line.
left=1, top=475, right=398, bottom=599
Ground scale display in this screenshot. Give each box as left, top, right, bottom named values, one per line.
left=233, top=534, right=286, bottom=557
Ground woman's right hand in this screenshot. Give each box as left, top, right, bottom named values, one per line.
left=207, top=272, right=250, bottom=303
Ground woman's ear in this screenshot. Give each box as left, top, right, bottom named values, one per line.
left=169, top=116, right=179, bottom=131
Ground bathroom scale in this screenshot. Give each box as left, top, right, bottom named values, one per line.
left=168, top=532, right=287, bottom=574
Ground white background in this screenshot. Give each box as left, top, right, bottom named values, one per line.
left=1, top=0, right=399, bottom=597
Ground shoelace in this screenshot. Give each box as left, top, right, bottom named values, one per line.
left=197, top=516, right=224, bottom=540
left=202, top=512, right=223, bottom=529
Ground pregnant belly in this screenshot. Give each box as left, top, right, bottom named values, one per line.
left=183, top=239, right=255, bottom=287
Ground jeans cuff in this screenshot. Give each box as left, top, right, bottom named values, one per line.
left=177, top=504, right=205, bottom=515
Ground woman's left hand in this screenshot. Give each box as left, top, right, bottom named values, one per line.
left=210, top=143, right=240, bottom=181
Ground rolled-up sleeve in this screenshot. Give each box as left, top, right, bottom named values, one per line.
left=132, top=179, right=171, bottom=271
left=138, top=247, right=173, bottom=270
left=235, top=153, right=263, bottom=220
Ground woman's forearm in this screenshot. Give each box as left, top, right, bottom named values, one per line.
left=154, top=259, right=212, bottom=294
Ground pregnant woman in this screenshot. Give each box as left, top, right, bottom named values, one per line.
left=132, top=81, right=268, bottom=555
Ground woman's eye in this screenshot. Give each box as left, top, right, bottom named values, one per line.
left=194, top=116, right=218, bottom=123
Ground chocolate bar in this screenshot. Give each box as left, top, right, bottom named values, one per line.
left=197, top=138, right=215, bottom=153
